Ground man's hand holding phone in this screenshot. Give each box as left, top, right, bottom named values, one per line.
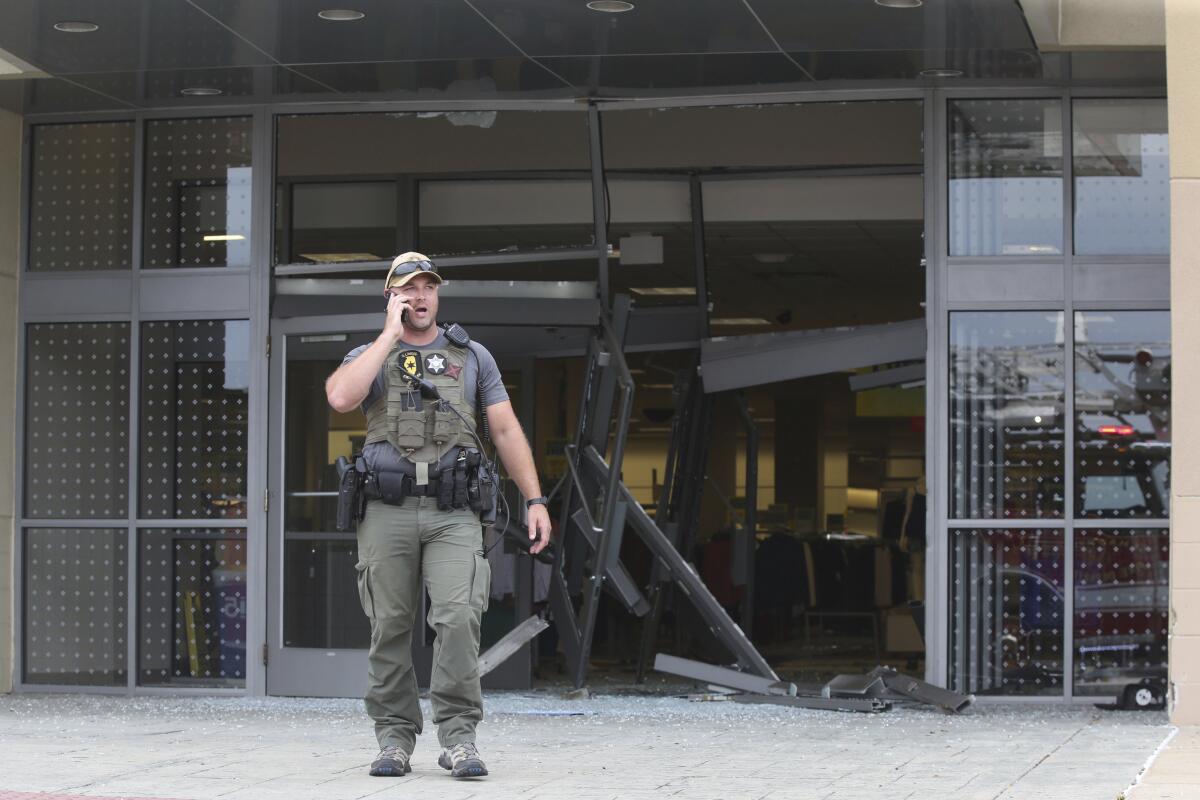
left=383, top=292, right=411, bottom=343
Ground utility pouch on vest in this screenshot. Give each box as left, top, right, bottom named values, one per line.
left=431, top=404, right=457, bottom=445
left=393, top=407, right=426, bottom=451
left=335, top=454, right=366, bottom=531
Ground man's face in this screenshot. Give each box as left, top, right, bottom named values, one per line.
left=387, top=273, right=440, bottom=332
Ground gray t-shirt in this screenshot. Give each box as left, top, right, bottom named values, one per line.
left=341, top=330, right=508, bottom=473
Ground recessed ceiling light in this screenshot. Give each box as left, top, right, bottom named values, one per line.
left=875, top=0, right=923, bottom=8
left=318, top=9, right=366, bottom=21
left=919, top=68, right=964, bottom=78
left=53, top=21, right=99, bottom=33
left=181, top=87, right=223, bottom=96
left=587, top=1, right=635, bottom=12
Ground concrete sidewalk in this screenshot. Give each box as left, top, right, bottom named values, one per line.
left=1128, top=725, right=1200, bottom=799
left=0, top=692, right=1175, bottom=800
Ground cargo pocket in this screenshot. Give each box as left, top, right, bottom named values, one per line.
left=355, top=561, right=376, bottom=620
left=471, top=553, right=491, bottom=613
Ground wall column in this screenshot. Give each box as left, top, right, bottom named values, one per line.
left=1168, top=0, right=1200, bottom=725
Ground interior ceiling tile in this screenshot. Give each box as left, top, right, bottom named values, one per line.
left=746, top=0, right=1035, bottom=53
left=0, top=0, right=277, bottom=75
left=278, top=57, right=572, bottom=97
left=467, top=0, right=777, bottom=57
left=190, top=0, right=525, bottom=65
left=539, top=52, right=810, bottom=94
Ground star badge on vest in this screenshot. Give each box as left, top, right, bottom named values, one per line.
left=425, top=352, right=447, bottom=375
left=444, top=363, right=462, bottom=380
left=398, top=350, right=422, bottom=379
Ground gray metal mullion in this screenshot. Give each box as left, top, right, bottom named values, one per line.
left=1071, top=518, right=1170, bottom=529
left=126, top=112, right=146, bottom=692
left=926, top=88, right=951, bottom=689
left=587, top=104, right=609, bottom=305
left=18, top=121, right=32, bottom=273
left=245, top=105, right=274, bottom=696
left=689, top=174, right=709, bottom=339
left=11, top=312, right=27, bottom=688
left=1061, top=91, right=1076, bottom=701
left=135, top=519, right=250, bottom=529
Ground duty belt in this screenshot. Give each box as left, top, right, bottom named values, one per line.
left=364, top=470, right=442, bottom=501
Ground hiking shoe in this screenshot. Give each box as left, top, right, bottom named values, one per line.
left=438, top=742, right=488, bottom=778
left=369, top=745, right=412, bottom=777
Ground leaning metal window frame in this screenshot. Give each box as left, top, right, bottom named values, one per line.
left=12, top=80, right=1167, bottom=697
left=927, top=85, right=1170, bottom=703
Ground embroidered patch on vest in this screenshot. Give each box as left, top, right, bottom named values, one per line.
left=397, top=350, right=422, bottom=379
left=425, top=352, right=447, bottom=375
left=444, top=363, right=462, bottom=380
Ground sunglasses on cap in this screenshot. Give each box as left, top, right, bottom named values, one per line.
left=382, top=259, right=439, bottom=296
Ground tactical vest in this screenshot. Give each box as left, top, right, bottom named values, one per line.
left=364, top=342, right=476, bottom=467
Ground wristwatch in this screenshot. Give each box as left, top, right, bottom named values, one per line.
left=526, top=496, right=549, bottom=509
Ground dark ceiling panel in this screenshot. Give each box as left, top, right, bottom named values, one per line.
left=542, top=53, right=808, bottom=94
left=747, top=0, right=1034, bottom=53
left=190, top=0, right=522, bottom=65
left=0, top=1, right=276, bottom=74
left=468, top=0, right=775, bottom=57
left=280, top=58, right=573, bottom=97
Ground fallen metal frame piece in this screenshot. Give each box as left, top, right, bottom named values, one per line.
left=655, top=655, right=972, bottom=715
left=654, top=654, right=886, bottom=713
left=824, top=666, right=974, bottom=713
left=479, top=615, right=550, bottom=678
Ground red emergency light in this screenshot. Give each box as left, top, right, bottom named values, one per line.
left=1098, top=424, right=1135, bottom=436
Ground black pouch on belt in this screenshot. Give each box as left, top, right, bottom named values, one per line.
left=453, top=451, right=470, bottom=509
left=375, top=470, right=407, bottom=505
left=437, top=462, right=454, bottom=511
left=335, top=455, right=360, bottom=531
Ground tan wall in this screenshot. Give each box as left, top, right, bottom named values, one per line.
left=1168, top=0, right=1200, bottom=725
left=1022, top=0, right=1166, bottom=49
left=0, top=107, right=21, bottom=693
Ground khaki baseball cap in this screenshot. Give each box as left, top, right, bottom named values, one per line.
left=384, top=251, right=441, bottom=291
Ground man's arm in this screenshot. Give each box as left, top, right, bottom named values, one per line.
left=325, top=294, right=408, bottom=412
left=486, top=400, right=552, bottom=554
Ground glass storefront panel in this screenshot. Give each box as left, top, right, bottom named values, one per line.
left=950, top=312, right=1066, bottom=519
left=1073, top=528, right=1168, bottom=698
left=275, top=111, right=593, bottom=272
left=28, top=121, right=134, bottom=272
left=949, top=99, right=1064, bottom=256
left=950, top=528, right=1064, bottom=696
left=1073, top=99, right=1169, bottom=255
left=143, top=116, right=253, bottom=269
left=139, top=528, right=247, bottom=687
left=139, top=320, right=250, bottom=519
left=283, top=537, right=368, bottom=649
left=24, top=322, right=131, bottom=519
left=1075, top=311, right=1170, bottom=519
left=23, top=527, right=127, bottom=686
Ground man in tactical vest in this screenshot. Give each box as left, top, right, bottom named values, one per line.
left=325, top=252, right=552, bottom=780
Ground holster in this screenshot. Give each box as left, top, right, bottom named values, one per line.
left=335, top=454, right=367, bottom=531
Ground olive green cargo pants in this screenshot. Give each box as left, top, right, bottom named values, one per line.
left=355, top=497, right=491, bottom=753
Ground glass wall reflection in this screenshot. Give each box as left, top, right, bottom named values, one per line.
left=949, top=99, right=1064, bottom=256
left=1073, top=99, right=1169, bottom=255
left=950, top=312, right=1066, bottom=519
left=1074, top=311, right=1170, bottom=518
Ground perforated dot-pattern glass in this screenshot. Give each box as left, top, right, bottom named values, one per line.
left=1073, top=528, right=1168, bottom=697
left=1075, top=311, right=1170, bottom=519
left=950, top=312, right=1065, bottom=519
left=139, top=529, right=246, bottom=686
left=143, top=117, right=252, bottom=268
left=949, top=99, right=1064, bottom=256
left=950, top=528, right=1063, bottom=696
left=139, top=321, right=250, bottom=519
left=29, top=122, right=134, bottom=272
left=24, top=323, right=130, bottom=519
left=1074, top=99, right=1169, bottom=256
left=23, top=528, right=127, bottom=686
